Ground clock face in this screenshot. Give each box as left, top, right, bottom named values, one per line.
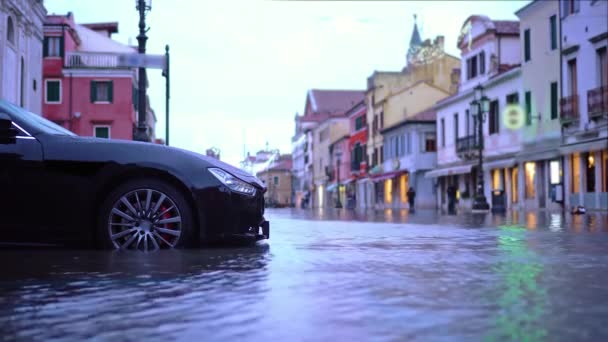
left=408, top=45, right=444, bottom=65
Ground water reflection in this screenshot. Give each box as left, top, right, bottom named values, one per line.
left=487, top=225, right=548, bottom=341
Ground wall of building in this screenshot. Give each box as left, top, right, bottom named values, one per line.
left=0, top=0, right=46, bottom=114
left=258, top=169, right=293, bottom=206
left=383, top=82, right=448, bottom=130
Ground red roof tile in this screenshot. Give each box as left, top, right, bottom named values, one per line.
left=493, top=20, right=520, bottom=35
left=306, top=89, right=365, bottom=116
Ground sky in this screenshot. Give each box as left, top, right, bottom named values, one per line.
left=44, top=0, right=531, bottom=167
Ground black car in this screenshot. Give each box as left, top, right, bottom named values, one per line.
left=0, top=100, right=269, bottom=251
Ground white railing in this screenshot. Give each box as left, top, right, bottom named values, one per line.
left=65, top=52, right=122, bottom=69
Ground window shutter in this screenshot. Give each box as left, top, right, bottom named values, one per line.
left=108, top=81, right=114, bottom=103
left=91, top=81, right=97, bottom=102
left=60, top=37, right=64, bottom=58
left=524, top=29, right=531, bottom=62
left=479, top=51, right=486, bottom=74
left=43, top=38, right=49, bottom=57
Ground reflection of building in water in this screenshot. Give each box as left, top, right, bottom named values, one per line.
left=558, top=0, right=608, bottom=210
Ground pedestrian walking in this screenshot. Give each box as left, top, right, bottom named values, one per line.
left=447, top=185, right=457, bottom=214
left=407, top=187, right=416, bottom=210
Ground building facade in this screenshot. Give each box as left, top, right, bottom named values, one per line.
left=346, top=100, right=370, bottom=209
left=327, top=135, right=350, bottom=208
left=427, top=15, right=524, bottom=212
left=42, top=13, right=156, bottom=140
left=515, top=0, right=563, bottom=211
left=257, top=154, right=293, bottom=207
left=0, top=0, right=46, bottom=113
left=379, top=109, right=438, bottom=209
left=559, top=0, right=608, bottom=210
left=292, top=89, right=364, bottom=209
left=362, top=20, right=460, bottom=209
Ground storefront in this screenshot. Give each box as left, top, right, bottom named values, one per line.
left=561, top=139, right=608, bottom=210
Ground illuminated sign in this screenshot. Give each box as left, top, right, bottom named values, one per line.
left=503, top=104, right=525, bottom=130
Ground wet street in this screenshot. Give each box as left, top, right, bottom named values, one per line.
left=1, top=209, right=608, bottom=341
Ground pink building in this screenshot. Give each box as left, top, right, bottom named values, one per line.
left=42, top=12, right=156, bottom=140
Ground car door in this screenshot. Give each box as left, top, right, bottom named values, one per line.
left=0, top=112, right=45, bottom=244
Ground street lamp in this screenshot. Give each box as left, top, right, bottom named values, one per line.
left=469, top=84, right=490, bottom=211
left=335, top=149, right=343, bottom=209
left=133, top=0, right=152, bottom=142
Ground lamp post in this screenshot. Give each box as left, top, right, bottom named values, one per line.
left=470, top=84, right=491, bottom=211
left=133, top=0, right=152, bottom=142
left=335, top=149, right=343, bottom=209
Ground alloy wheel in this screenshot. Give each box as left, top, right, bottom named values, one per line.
left=107, top=188, right=182, bottom=251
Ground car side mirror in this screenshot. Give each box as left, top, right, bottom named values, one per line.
left=0, top=112, right=18, bottom=144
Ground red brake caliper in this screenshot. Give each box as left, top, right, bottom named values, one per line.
left=159, top=205, right=174, bottom=242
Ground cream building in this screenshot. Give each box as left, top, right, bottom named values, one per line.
left=515, top=0, right=563, bottom=211
left=0, top=0, right=46, bottom=113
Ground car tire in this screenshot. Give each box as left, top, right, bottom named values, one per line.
left=97, top=178, right=196, bottom=251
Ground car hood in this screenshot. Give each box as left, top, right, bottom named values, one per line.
left=42, top=135, right=266, bottom=190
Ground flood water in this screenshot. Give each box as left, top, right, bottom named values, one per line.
left=1, top=209, right=608, bottom=341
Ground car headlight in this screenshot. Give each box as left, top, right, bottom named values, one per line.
left=208, top=168, right=256, bottom=196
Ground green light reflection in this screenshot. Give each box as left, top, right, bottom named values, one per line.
left=485, top=224, right=548, bottom=342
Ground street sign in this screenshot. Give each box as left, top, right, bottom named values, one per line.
left=117, top=53, right=166, bottom=70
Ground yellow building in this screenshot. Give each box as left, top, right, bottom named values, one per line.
left=361, top=18, right=460, bottom=208
left=256, top=154, right=294, bottom=207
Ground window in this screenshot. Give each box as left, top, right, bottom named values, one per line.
left=91, top=81, right=113, bottom=103
left=479, top=51, right=486, bottom=75
left=525, top=91, right=532, bottom=125
left=94, top=126, right=111, bottom=139
left=511, top=167, right=518, bottom=203
left=492, top=169, right=501, bottom=190
left=489, top=100, right=499, bottom=134
left=6, top=16, right=15, bottom=44
left=453, top=113, right=459, bottom=143
left=550, top=160, right=561, bottom=185
left=379, top=111, right=384, bottom=129
left=525, top=162, right=536, bottom=199
left=355, top=116, right=365, bottom=130
left=598, top=47, right=608, bottom=87
left=379, top=146, right=384, bottom=163
left=561, top=0, right=580, bottom=18
left=384, top=178, right=393, bottom=204
left=406, top=132, right=412, bottom=154
left=43, top=37, right=63, bottom=57
left=586, top=153, right=596, bottom=192
left=45, top=80, right=61, bottom=104
left=603, top=150, right=608, bottom=193
left=372, top=148, right=378, bottom=167
left=550, top=82, right=558, bottom=119
left=394, top=136, right=400, bottom=157
left=274, top=176, right=279, bottom=186
left=506, top=92, right=519, bottom=105
left=524, top=29, right=531, bottom=62
left=372, top=115, right=378, bottom=135
left=571, top=153, right=581, bottom=193
left=550, top=15, right=557, bottom=50
left=424, top=133, right=436, bottom=152
left=467, top=55, right=478, bottom=80
left=568, top=58, right=577, bottom=96
left=441, top=118, right=445, bottom=147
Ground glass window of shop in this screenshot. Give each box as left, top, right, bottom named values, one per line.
left=385, top=179, right=393, bottom=204
left=511, top=167, right=519, bottom=203
left=525, top=162, right=536, bottom=199
left=585, top=152, right=596, bottom=193
left=571, top=153, right=581, bottom=193
left=399, top=174, right=409, bottom=204
left=603, top=150, right=608, bottom=193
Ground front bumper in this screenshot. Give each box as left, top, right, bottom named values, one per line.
left=194, top=187, right=269, bottom=242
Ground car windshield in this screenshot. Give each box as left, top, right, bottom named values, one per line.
left=2, top=101, right=76, bottom=136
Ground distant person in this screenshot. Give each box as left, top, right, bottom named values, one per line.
left=407, top=187, right=416, bottom=209
left=447, top=185, right=457, bottom=213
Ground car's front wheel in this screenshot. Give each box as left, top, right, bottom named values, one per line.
left=97, top=178, right=196, bottom=251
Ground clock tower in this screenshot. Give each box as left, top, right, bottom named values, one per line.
left=406, top=14, right=422, bottom=66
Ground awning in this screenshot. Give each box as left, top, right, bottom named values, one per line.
left=326, top=183, right=337, bottom=192
left=560, top=139, right=608, bottom=156
left=343, top=178, right=356, bottom=185
left=484, top=158, right=516, bottom=170
left=370, top=170, right=407, bottom=182
left=516, top=149, right=561, bottom=162
left=425, top=164, right=473, bottom=178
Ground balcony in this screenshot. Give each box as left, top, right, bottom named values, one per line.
left=560, top=94, right=579, bottom=125
left=588, top=86, right=608, bottom=120
left=456, top=135, right=480, bottom=158
left=64, top=52, right=127, bottom=69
